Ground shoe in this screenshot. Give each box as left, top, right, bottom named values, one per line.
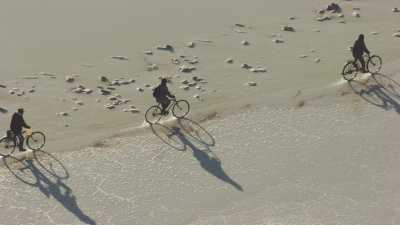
left=19, top=149, right=26, bottom=152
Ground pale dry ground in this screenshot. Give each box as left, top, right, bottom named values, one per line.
left=1, top=0, right=400, bottom=153
left=0, top=72, right=400, bottom=225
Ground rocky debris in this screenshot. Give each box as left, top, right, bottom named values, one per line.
left=16, top=90, right=25, bottom=96
left=225, top=58, right=234, bottom=64
left=28, top=89, right=35, bottom=93
left=0, top=107, right=8, bottom=113
left=123, top=106, right=140, bottom=113
left=104, top=104, right=115, bottom=110
left=111, top=56, right=129, bottom=60
left=181, top=80, right=189, bottom=84
left=282, top=26, right=295, bottom=32
left=299, top=55, right=308, bottom=58
left=186, top=42, right=195, bottom=48
left=241, top=64, right=252, bottom=69
left=96, top=99, right=101, bottom=103
left=352, top=11, right=360, bottom=17
left=40, top=72, right=57, bottom=78
left=250, top=66, right=267, bottom=73
left=317, top=16, right=331, bottom=22
left=144, top=50, right=153, bottom=55
left=0, top=84, right=6, bottom=88
left=99, top=88, right=112, bottom=95
left=179, top=65, right=196, bottom=73
left=326, top=3, right=341, bottom=13
left=137, top=87, right=144, bottom=92
left=235, top=23, right=246, bottom=27
left=193, top=94, right=200, bottom=99
left=288, top=17, right=296, bottom=20
left=337, top=14, right=344, bottom=18
left=156, top=44, right=174, bottom=52
left=193, top=76, right=203, bottom=82
left=75, top=101, right=84, bottom=106
left=246, top=82, right=257, bottom=86
left=99, top=76, right=109, bottom=82
left=106, top=86, right=116, bottom=90
left=393, top=7, right=399, bottom=13
left=171, top=58, right=181, bottom=65
left=393, top=32, right=400, bottom=38
left=314, top=58, right=321, bottom=63
left=181, top=86, right=190, bottom=90
left=188, top=82, right=197, bottom=87
left=147, top=64, right=158, bottom=72
left=65, top=76, right=75, bottom=83
left=72, top=84, right=87, bottom=94
left=272, top=38, right=284, bottom=43
left=57, top=112, right=69, bottom=117
left=184, top=59, right=199, bottom=64
left=128, top=78, right=135, bottom=83
left=241, top=40, right=250, bottom=46
left=371, top=31, right=380, bottom=35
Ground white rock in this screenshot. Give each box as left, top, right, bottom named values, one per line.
left=314, top=58, right=321, bottom=63
left=352, top=11, right=360, bottom=17
left=179, top=65, right=196, bottom=73
left=393, top=32, right=400, bottom=37
left=144, top=50, right=153, bottom=55
left=193, top=94, right=200, bottom=99
left=186, top=42, right=195, bottom=48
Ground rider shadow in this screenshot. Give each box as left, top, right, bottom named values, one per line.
left=150, top=119, right=243, bottom=191
left=348, top=73, right=400, bottom=113
left=3, top=151, right=96, bottom=225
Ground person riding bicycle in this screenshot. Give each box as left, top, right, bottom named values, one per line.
left=352, top=34, right=370, bottom=73
left=153, top=78, right=175, bottom=115
left=10, top=108, right=31, bottom=152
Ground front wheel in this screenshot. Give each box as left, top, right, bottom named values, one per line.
left=26, top=131, right=46, bottom=150
left=145, top=105, right=163, bottom=124
left=367, top=55, right=382, bottom=74
left=172, top=100, right=190, bottom=118
left=342, top=61, right=358, bottom=81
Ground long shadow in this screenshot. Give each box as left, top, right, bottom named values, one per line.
left=150, top=119, right=243, bottom=191
left=3, top=152, right=96, bottom=225
left=348, top=73, right=400, bottom=113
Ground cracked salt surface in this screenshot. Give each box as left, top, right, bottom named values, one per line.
left=0, top=101, right=400, bottom=225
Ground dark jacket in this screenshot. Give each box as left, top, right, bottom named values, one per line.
left=10, top=113, right=30, bottom=133
left=153, top=84, right=173, bottom=99
left=352, top=39, right=370, bottom=57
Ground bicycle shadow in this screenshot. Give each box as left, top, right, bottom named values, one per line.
left=150, top=119, right=243, bottom=191
left=2, top=151, right=96, bottom=225
left=348, top=73, right=400, bottom=113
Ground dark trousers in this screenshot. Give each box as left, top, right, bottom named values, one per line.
left=12, top=131, right=24, bottom=151
left=353, top=54, right=366, bottom=72
left=157, top=97, right=171, bottom=113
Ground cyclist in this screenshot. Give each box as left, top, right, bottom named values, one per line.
left=10, top=108, right=31, bottom=151
left=153, top=78, right=175, bottom=115
left=352, top=34, right=370, bottom=73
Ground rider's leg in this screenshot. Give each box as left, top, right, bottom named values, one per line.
left=159, top=98, right=171, bottom=115
left=15, top=132, right=25, bottom=151
left=359, top=56, right=367, bottom=73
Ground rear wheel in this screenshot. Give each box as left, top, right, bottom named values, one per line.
left=26, top=132, right=46, bottom=150
left=145, top=105, right=163, bottom=124
left=0, top=136, right=16, bottom=156
left=342, top=61, right=358, bottom=81
left=367, top=55, right=382, bottom=74
left=172, top=100, right=190, bottom=118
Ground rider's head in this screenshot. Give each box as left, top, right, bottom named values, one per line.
left=17, top=108, right=24, bottom=114
left=161, top=78, right=168, bottom=85
left=358, top=34, right=364, bottom=41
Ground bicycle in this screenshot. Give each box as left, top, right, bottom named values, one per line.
left=0, top=129, right=46, bottom=156
left=145, top=98, right=190, bottom=124
left=342, top=54, right=382, bottom=81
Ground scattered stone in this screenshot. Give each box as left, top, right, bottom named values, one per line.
left=57, top=112, right=69, bottom=117
left=246, top=82, right=257, bottom=86
left=16, top=91, right=25, bottom=96
left=188, top=82, right=197, bottom=87
left=299, top=55, right=308, bottom=58
left=111, top=56, right=129, bottom=60
left=128, top=78, right=135, bottom=83
left=337, top=14, right=344, bottom=18
left=235, top=23, right=246, bottom=27
left=99, top=89, right=112, bottom=95
left=272, top=39, right=284, bottom=43
left=181, top=86, right=190, bottom=90
left=352, top=11, right=360, bottom=17
left=393, top=7, right=399, bottom=13
left=123, top=106, right=140, bottom=113
left=156, top=44, right=174, bottom=52
left=317, top=16, right=331, bottom=22
left=250, top=66, right=267, bottom=73
left=241, top=64, right=252, bottom=69
left=186, top=42, right=195, bottom=48
left=28, top=89, right=35, bottom=93
left=40, top=72, right=57, bottom=78
left=193, top=94, right=200, bottom=99
left=338, top=20, right=346, bottom=24
left=0, top=84, right=6, bottom=88
left=192, top=76, right=203, bottom=82
left=83, top=88, right=92, bottom=94
left=100, top=76, right=109, bottom=82
left=75, top=101, right=84, bottom=106
left=104, top=104, right=115, bottom=110
left=242, top=40, right=250, bottom=46
left=65, top=76, right=75, bottom=83
left=282, top=26, right=295, bottom=32
left=147, top=64, right=158, bottom=72
left=326, top=3, right=341, bottom=13
left=171, top=58, right=180, bottom=65
left=225, top=58, right=234, bottom=64
left=181, top=80, right=189, bottom=84
left=96, top=99, right=101, bottom=103
left=179, top=65, right=196, bottom=73
left=144, top=50, right=153, bottom=55
left=185, top=59, right=199, bottom=64
left=72, top=107, right=79, bottom=111
left=393, top=32, right=400, bottom=38
left=288, top=17, right=296, bottom=20
left=137, top=87, right=144, bottom=92
left=0, top=107, right=8, bottom=113
left=144, top=84, right=151, bottom=88
left=314, top=58, right=321, bottom=63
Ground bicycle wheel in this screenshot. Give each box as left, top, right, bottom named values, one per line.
left=342, top=61, right=358, bottom=81
left=172, top=100, right=190, bottom=118
left=145, top=105, right=163, bottom=124
left=0, top=136, right=16, bottom=156
left=367, top=55, right=382, bottom=74
left=26, top=131, right=46, bottom=150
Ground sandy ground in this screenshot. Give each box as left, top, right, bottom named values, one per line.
left=1, top=0, right=400, bottom=224
left=1, top=82, right=400, bottom=225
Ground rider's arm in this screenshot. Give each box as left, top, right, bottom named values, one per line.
left=362, top=41, right=370, bottom=54
left=21, top=116, right=31, bottom=129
